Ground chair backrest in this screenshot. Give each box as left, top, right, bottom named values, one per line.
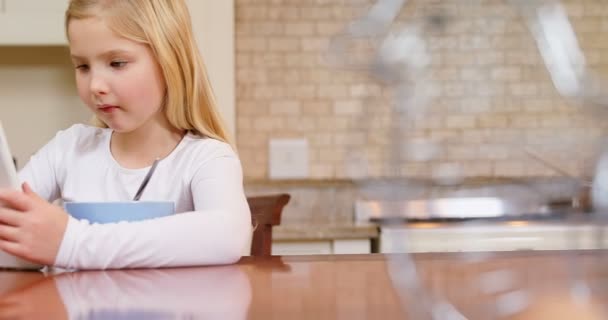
left=247, top=193, right=290, bottom=256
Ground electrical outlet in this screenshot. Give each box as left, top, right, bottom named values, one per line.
left=269, top=138, right=309, bottom=179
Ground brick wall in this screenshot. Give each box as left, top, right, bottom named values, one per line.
left=235, top=0, right=608, bottom=181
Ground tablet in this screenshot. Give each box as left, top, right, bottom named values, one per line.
left=0, top=122, right=43, bottom=270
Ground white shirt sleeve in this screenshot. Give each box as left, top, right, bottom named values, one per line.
left=54, top=155, right=252, bottom=269
left=18, top=133, right=62, bottom=202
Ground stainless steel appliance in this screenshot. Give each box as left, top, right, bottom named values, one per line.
left=355, top=197, right=606, bottom=253
left=355, top=197, right=558, bottom=223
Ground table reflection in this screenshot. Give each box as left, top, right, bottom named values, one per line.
left=0, top=266, right=251, bottom=320
left=0, top=253, right=605, bottom=319
left=0, top=271, right=64, bottom=320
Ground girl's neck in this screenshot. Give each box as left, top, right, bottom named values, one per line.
left=110, top=117, right=186, bottom=169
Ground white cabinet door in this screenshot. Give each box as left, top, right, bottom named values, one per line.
left=0, top=0, right=69, bottom=45
left=272, top=241, right=333, bottom=256
left=272, top=239, right=372, bottom=255
left=333, top=239, right=371, bottom=254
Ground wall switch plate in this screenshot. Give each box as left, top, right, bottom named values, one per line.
left=269, top=138, right=309, bottom=179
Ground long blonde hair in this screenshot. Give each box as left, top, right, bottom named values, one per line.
left=65, top=0, right=231, bottom=145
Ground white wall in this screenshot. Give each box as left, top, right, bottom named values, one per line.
left=0, top=0, right=235, bottom=167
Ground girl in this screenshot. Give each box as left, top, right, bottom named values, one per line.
left=0, top=0, right=252, bottom=269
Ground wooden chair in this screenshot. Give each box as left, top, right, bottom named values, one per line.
left=247, top=193, right=290, bottom=256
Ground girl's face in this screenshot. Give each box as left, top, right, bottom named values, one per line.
left=68, top=17, right=167, bottom=133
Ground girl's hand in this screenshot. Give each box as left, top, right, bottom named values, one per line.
left=0, top=183, right=69, bottom=265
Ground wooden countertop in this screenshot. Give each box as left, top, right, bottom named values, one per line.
left=273, top=223, right=379, bottom=241
left=0, top=251, right=606, bottom=319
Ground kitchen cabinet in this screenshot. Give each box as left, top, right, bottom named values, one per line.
left=272, top=239, right=372, bottom=256
left=0, top=0, right=69, bottom=45
left=270, top=223, right=378, bottom=255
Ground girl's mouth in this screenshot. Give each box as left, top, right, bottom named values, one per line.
left=98, top=105, right=119, bottom=113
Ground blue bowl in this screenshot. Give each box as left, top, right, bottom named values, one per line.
left=64, top=201, right=175, bottom=224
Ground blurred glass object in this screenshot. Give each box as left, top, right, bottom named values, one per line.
left=328, top=0, right=608, bottom=319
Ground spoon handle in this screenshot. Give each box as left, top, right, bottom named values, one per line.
left=133, top=159, right=160, bottom=201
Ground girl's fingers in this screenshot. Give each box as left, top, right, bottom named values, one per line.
left=21, top=183, right=33, bottom=195
left=21, top=183, right=42, bottom=201
left=0, top=240, right=22, bottom=261
left=0, top=191, right=32, bottom=212
left=0, top=224, right=19, bottom=242
left=0, top=209, right=20, bottom=227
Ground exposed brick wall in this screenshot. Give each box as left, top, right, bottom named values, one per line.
left=236, top=0, right=608, bottom=180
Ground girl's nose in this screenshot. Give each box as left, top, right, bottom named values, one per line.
left=89, top=72, right=109, bottom=95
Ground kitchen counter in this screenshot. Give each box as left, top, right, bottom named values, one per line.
left=273, top=223, right=379, bottom=241
left=379, top=216, right=608, bottom=253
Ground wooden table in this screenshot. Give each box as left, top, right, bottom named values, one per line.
left=0, top=251, right=606, bottom=319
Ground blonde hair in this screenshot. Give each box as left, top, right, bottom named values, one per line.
left=65, top=0, right=231, bottom=145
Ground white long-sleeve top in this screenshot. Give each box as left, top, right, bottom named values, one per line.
left=18, top=124, right=252, bottom=270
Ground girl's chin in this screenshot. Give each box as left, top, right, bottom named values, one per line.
left=104, top=121, right=131, bottom=133
left=108, top=126, right=134, bottom=133
left=99, top=116, right=130, bottom=132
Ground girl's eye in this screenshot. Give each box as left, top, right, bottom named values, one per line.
left=110, top=61, right=128, bottom=68
left=75, top=64, right=89, bottom=71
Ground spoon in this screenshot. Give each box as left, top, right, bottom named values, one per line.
left=133, top=159, right=160, bottom=201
